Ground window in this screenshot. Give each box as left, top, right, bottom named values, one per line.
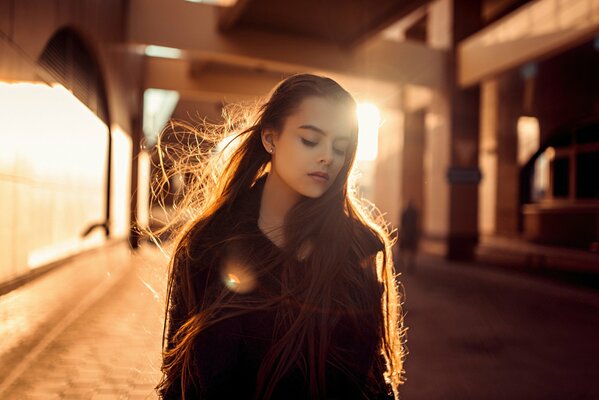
left=576, top=151, right=599, bottom=198
left=552, top=157, right=569, bottom=198
left=528, top=119, right=599, bottom=202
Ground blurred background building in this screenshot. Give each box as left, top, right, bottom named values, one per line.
left=1, top=0, right=598, bottom=291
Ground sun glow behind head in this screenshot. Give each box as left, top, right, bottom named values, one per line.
left=356, top=102, right=381, bottom=161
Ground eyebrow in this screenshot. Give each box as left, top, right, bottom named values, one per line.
left=298, top=124, right=351, bottom=141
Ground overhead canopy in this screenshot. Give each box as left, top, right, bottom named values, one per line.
left=128, top=0, right=445, bottom=107
left=218, top=0, right=430, bottom=47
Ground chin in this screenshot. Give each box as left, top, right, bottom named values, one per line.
left=281, top=174, right=332, bottom=198
left=297, top=185, right=328, bottom=198
left=301, top=191, right=325, bottom=199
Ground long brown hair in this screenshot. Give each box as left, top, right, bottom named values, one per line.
left=153, top=73, right=406, bottom=399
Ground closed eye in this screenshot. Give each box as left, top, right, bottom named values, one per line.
left=301, top=138, right=347, bottom=156
left=301, top=138, right=317, bottom=147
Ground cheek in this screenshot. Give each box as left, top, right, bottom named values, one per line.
left=273, top=143, right=306, bottom=177
left=330, top=158, right=346, bottom=180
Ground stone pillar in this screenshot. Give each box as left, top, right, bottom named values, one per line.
left=495, top=72, right=523, bottom=237
left=402, top=109, right=425, bottom=211
left=478, top=79, right=498, bottom=237
left=421, top=0, right=451, bottom=256
left=445, top=0, right=483, bottom=260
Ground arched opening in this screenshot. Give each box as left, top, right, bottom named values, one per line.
left=0, top=27, right=116, bottom=271
left=39, top=28, right=110, bottom=125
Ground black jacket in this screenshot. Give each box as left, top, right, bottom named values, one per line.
left=160, top=176, right=395, bottom=399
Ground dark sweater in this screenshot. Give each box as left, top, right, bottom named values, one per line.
left=161, top=176, right=394, bottom=399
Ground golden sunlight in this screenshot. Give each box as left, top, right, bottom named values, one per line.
left=356, top=102, right=381, bottom=161
left=221, top=255, right=256, bottom=294
left=144, top=45, right=183, bottom=59
left=0, top=81, right=108, bottom=268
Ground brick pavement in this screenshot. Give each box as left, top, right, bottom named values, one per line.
left=397, top=253, right=599, bottom=400
left=2, top=245, right=599, bottom=400
left=1, top=244, right=169, bottom=400
left=0, top=242, right=133, bottom=382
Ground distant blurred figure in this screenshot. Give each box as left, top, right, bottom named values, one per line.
left=399, top=200, right=420, bottom=273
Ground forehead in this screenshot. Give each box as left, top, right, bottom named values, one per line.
left=283, top=96, right=356, bottom=136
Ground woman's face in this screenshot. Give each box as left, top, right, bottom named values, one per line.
left=264, top=96, right=356, bottom=198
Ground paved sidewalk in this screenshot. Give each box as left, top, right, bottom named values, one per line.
left=0, top=243, right=169, bottom=400
left=398, top=253, right=599, bottom=400
left=2, top=244, right=598, bottom=399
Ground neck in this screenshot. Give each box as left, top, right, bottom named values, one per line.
left=258, top=170, right=301, bottom=246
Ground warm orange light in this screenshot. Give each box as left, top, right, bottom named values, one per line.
left=137, top=150, right=151, bottom=229
left=0, top=81, right=108, bottom=268
left=221, top=256, right=256, bottom=294
left=111, top=124, right=132, bottom=238
left=357, top=102, right=381, bottom=161
left=227, top=273, right=241, bottom=285
left=517, top=116, right=540, bottom=165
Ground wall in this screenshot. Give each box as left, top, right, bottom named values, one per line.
left=0, top=0, right=141, bottom=284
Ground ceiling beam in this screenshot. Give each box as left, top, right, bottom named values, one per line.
left=144, top=56, right=283, bottom=103
left=145, top=56, right=405, bottom=112
left=128, top=0, right=445, bottom=88
left=459, top=0, right=599, bottom=87
left=342, top=0, right=430, bottom=47
left=217, top=0, right=430, bottom=48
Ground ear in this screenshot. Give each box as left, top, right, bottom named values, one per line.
left=261, top=128, right=277, bottom=154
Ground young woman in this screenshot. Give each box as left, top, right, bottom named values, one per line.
left=155, top=73, right=406, bottom=399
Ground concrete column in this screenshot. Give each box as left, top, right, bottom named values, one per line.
left=402, top=109, right=425, bottom=211
left=478, top=79, right=498, bottom=237
left=421, top=0, right=451, bottom=256
left=420, top=0, right=483, bottom=259
left=495, top=73, right=523, bottom=237
left=446, top=91, right=480, bottom=260
left=445, top=0, right=483, bottom=261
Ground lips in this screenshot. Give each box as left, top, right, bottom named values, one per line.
left=308, top=172, right=330, bottom=181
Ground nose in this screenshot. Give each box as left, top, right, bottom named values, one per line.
left=319, top=144, right=334, bottom=165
